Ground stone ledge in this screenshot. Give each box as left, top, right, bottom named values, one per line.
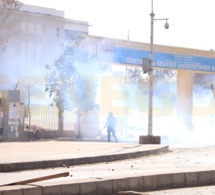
left=1, top=169, right=215, bottom=195
left=0, top=145, right=169, bottom=172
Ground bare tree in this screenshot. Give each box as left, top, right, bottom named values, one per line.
left=0, top=0, right=22, bottom=52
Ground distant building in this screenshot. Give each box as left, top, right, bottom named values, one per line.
left=0, top=4, right=89, bottom=132
left=0, top=4, right=88, bottom=98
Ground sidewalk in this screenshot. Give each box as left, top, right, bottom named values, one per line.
left=1, top=140, right=215, bottom=195
left=0, top=140, right=168, bottom=172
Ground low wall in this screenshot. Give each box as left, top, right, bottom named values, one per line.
left=0, top=170, right=214, bottom=195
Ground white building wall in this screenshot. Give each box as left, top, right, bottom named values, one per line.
left=0, top=4, right=89, bottom=104
left=1, top=6, right=88, bottom=76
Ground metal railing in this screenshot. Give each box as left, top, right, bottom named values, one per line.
left=24, top=105, right=75, bottom=131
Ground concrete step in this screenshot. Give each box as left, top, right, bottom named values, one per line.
left=0, top=169, right=214, bottom=195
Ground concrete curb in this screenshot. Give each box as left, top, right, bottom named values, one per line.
left=0, top=169, right=215, bottom=195
left=0, top=145, right=169, bottom=172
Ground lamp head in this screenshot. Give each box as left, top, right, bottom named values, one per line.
left=164, top=21, right=169, bottom=29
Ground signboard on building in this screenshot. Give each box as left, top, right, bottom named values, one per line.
left=96, top=44, right=114, bottom=63
left=113, top=47, right=215, bottom=72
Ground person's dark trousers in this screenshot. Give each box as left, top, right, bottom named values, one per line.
left=0, top=128, right=3, bottom=136
left=107, top=127, right=118, bottom=142
left=107, top=128, right=111, bottom=142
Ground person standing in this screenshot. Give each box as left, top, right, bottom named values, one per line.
left=104, top=112, right=118, bottom=142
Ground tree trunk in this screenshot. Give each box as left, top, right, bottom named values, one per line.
left=77, top=109, right=81, bottom=138
left=58, top=110, right=64, bottom=137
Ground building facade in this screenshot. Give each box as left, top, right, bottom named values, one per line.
left=0, top=4, right=89, bottom=139
left=0, top=4, right=88, bottom=95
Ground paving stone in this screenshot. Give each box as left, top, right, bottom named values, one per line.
left=0, top=164, right=11, bottom=172
left=113, top=154, right=123, bottom=161
left=185, top=172, right=198, bottom=187
left=61, top=183, right=80, bottom=195
left=211, top=170, right=215, bottom=184
left=22, top=186, right=42, bottom=195
left=96, top=180, right=113, bottom=195
left=43, top=185, right=61, bottom=195
left=102, top=155, right=110, bottom=162
left=126, top=153, right=134, bottom=159
left=62, top=159, right=74, bottom=166
left=33, top=161, right=45, bottom=169
left=24, top=162, right=35, bottom=170
left=87, top=157, right=95, bottom=164
left=72, top=158, right=80, bottom=165
left=172, top=172, right=185, bottom=188
left=134, top=152, right=144, bottom=158
left=110, top=154, right=119, bottom=161
left=44, top=161, right=55, bottom=169
left=55, top=160, right=65, bottom=167
left=120, top=154, right=128, bottom=160
left=2, top=188, right=22, bottom=195
left=79, top=157, right=89, bottom=165
left=198, top=171, right=212, bottom=186
left=112, top=178, right=129, bottom=194
left=128, top=176, right=144, bottom=191
left=94, top=156, right=104, bottom=163
left=156, top=174, right=172, bottom=190
left=80, top=182, right=97, bottom=195
left=143, top=175, right=157, bottom=191
left=12, top=163, right=24, bottom=171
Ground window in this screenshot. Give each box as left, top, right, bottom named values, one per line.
left=56, top=27, right=60, bottom=37
left=21, top=22, right=26, bottom=33
left=27, top=23, right=34, bottom=34
left=35, top=24, right=42, bottom=34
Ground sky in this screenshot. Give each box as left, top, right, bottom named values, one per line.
left=21, top=0, right=215, bottom=51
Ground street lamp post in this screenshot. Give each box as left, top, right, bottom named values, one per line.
left=140, top=0, right=169, bottom=144
left=148, top=0, right=155, bottom=136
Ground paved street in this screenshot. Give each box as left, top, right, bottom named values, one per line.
left=1, top=141, right=215, bottom=194
left=0, top=140, right=167, bottom=185
left=0, top=140, right=164, bottom=164
left=1, top=144, right=215, bottom=184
